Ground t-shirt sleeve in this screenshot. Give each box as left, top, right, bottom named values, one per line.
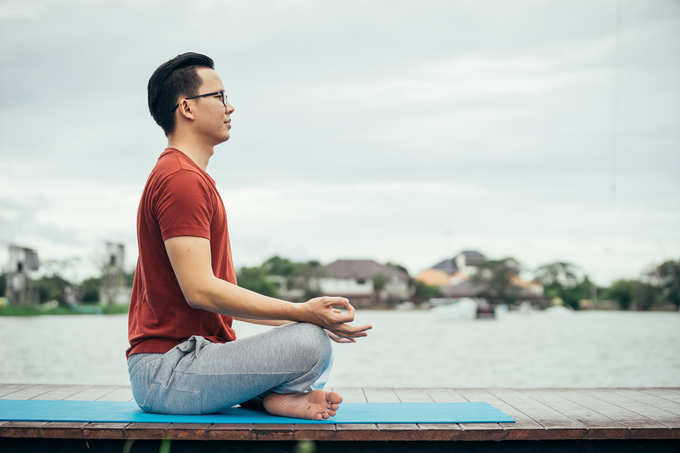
left=154, top=170, right=213, bottom=241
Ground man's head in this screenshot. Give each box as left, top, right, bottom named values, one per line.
left=148, top=52, right=234, bottom=143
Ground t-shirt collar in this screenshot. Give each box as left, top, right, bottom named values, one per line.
left=160, top=147, right=216, bottom=186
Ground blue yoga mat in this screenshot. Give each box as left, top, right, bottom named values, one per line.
left=0, top=399, right=513, bottom=424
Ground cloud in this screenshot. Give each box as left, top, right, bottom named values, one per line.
left=0, top=0, right=678, bottom=285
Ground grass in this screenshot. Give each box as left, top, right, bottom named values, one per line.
left=0, top=303, right=129, bottom=316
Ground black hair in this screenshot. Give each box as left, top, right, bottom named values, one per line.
left=147, top=52, right=215, bottom=136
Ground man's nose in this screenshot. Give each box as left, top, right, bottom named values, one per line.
left=225, top=102, right=235, bottom=114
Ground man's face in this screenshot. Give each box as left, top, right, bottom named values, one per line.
left=187, top=67, right=234, bottom=145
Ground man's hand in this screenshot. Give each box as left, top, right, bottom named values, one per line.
left=324, top=329, right=356, bottom=343
left=297, top=296, right=372, bottom=341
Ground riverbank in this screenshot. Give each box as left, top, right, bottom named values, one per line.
left=0, top=304, right=129, bottom=316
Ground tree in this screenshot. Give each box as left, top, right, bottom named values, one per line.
left=411, top=279, right=440, bottom=304
left=534, top=261, right=580, bottom=287
left=470, top=257, right=522, bottom=305
left=534, top=261, right=586, bottom=309
left=78, top=277, right=102, bottom=303
left=372, top=273, right=387, bottom=305
left=654, top=259, right=680, bottom=309
left=606, top=279, right=635, bottom=310
left=237, top=266, right=279, bottom=297
left=632, top=281, right=662, bottom=311
left=36, top=273, right=71, bottom=304
left=262, top=256, right=296, bottom=276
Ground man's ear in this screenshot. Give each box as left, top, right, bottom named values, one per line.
left=178, top=99, right=195, bottom=120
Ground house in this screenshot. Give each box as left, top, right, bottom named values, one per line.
left=414, top=250, right=487, bottom=287
left=415, top=249, right=547, bottom=306
left=265, top=275, right=306, bottom=301
left=308, top=259, right=412, bottom=308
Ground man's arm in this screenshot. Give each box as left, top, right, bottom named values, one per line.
left=234, top=317, right=293, bottom=327
left=164, top=235, right=302, bottom=320
left=165, top=235, right=373, bottom=339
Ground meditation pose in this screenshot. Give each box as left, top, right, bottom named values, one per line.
left=126, top=52, right=372, bottom=420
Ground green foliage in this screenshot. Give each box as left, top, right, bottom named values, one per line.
left=411, top=279, right=440, bottom=303
left=534, top=261, right=589, bottom=309
left=605, top=279, right=635, bottom=310
left=35, top=273, right=71, bottom=304
left=237, top=266, right=279, bottom=297
left=655, top=259, right=680, bottom=309
left=632, top=281, right=662, bottom=311
left=262, top=256, right=297, bottom=276
left=101, top=303, right=129, bottom=314
left=470, top=257, right=522, bottom=305
left=262, top=256, right=321, bottom=278
left=386, top=261, right=409, bottom=276
left=0, top=304, right=124, bottom=316
left=372, top=273, right=387, bottom=291
left=78, top=276, right=101, bottom=303
left=124, top=269, right=135, bottom=287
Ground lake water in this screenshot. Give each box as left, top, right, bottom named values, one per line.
left=1, top=309, right=678, bottom=388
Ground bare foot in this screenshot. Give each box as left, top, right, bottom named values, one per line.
left=262, top=390, right=343, bottom=420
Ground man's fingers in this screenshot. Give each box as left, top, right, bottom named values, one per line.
left=328, top=323, right=373, bottom=338
left=325, top=297, right=355, bottom=321
left=325, top=329, right=356, bottom=344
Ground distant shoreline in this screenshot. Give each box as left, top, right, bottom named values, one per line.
left=0, top=304, right=676, bottom=317
left=0, top=304, right=129, bottom=316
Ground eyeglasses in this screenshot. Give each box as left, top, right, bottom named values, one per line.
left=173, top=90, right=227, bottom=111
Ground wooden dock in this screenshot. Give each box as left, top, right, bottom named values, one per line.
left=1, top=384, right=679, bottom=452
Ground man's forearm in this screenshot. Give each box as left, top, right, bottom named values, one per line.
left=193, top=276, right=304, bottom=321
left=234, top=317, right=294, bottom=327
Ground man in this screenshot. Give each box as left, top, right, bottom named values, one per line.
left=126, top=52, right=372, bottom=420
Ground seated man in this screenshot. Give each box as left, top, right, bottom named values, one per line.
left=126, top=52, right=372, bottom=420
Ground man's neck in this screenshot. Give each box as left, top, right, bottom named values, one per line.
left=167, top=136, right=214, bottom=171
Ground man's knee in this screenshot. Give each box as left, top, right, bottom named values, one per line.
left=291, top=322, right=332, bottom=366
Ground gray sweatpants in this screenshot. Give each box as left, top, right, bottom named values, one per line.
left=127, top=322, right=334, bottom=414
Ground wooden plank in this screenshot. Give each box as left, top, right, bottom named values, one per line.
left=206, top=423, right=253, bottom=441
left=0, top=421, right=50, bottom=438
left=64, top=385, right=120, bottom=401
left=81, top=422, right=130, bottom=439
left=616, top=389, right=680, bottom=417
left=560, top=389, right=668, bottom=427
left=251, top=423, right=295, bottom=441
left=124, top=422, right=168, bottom=440
left=165, top=423, right=211, bottom=440
left=32, top=384, right=85, bottom=401
left=293, top=423, right=337, bottom=441
left=448, top=388, right=505, bottom=441
left=364, top=387, right=420, bottom=441
left=644, top=388, right=680, bottom=404
left=0, top=384, right=59, bottom=400
left=521, top=389, right=629, bottom=440
left=0, top=384, right=28, bottom=397
left=40, top=422, right=92, bottom=439
left=592, top=389, right=679, bottom=439
left=593, top=389, right=677, bottom=427
left=491, top=389, right=587, bottom=440
left=333, top=387, right=376, bottom=438
left=407, top=388, right=465, bottom=441
left=97, top=386, right=134, bottom=402
left=461, top=388, right=543, bottom=440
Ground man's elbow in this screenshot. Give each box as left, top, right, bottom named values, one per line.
left=185, top=282, right=212, bottom=310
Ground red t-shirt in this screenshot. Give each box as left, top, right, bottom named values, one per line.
left=126, top=147, right=237, bottom=359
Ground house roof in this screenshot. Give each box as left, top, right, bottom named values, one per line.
left=432, top=250, right=486, bottom=274
left=321, top=259, right=409, bottom=281
left=414, top=268, right=451, bottom=286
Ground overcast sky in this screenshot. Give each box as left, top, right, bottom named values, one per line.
left=0, top=0, right=678, bottom=287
